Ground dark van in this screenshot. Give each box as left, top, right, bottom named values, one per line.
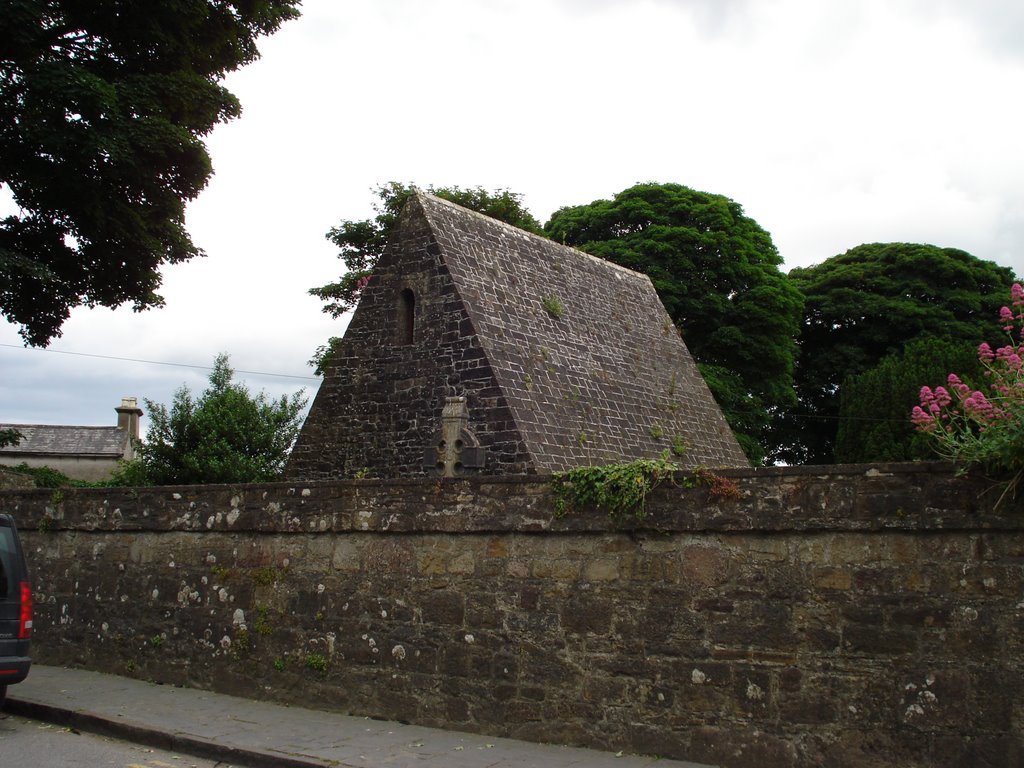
left=0, top=513, right=32, bottom=705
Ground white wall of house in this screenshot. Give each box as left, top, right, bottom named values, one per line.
left=0, top=454, right=122, bottom=483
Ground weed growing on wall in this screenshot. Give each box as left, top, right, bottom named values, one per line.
left=542, top=293, right=565, bottom=319
left=695, top=467, right=742, bottom=500
left=231, top=629, right=251, bottom=661
left=671, top=435, right=688, bottom=457
left=250, top=567, right=278, bottom=587
left=551, top=456, right=679, bottom=522
left=254, top=606, right=275, bottom=636
left=912, top=282, right=1024, bottom=505
left=305, top=653, right=328, bottom=673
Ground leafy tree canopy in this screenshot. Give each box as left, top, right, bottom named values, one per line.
left=544, top=182, right=803, bottom=463
left=0, top=427, right=22, bottom=448
left=776, top=242, right=1017, bottom=464
left=834, top=337, right=983, bottom=464
left=309, top=182, right=543, bottom=374
left=0, top=0, right=301, bottom=346
left=117, top=353, right=307, bottom=485
left=312, top=182, right=542, bottom=319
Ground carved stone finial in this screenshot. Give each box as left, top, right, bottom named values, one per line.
left=424, top=396, right=485, bottom=477
left=439, top=397, right=469, bottom=477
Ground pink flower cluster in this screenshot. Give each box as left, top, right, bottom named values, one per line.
left=911, top=385, right=950, bottom=432
left=912, top=283, right=1024, bottom=445
left=911, top=374, right=1003, bottom=431
left=1000, top=282, right=1024, bottom=334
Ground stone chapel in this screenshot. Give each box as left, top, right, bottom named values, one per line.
left=286, top=191, right=748, bottom=479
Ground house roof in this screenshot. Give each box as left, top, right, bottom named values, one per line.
left=416, top=193, right=748, bottom=470
left=0, top=424, right=129, bottom=458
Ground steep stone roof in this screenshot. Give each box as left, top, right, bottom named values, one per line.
left=287, top=191, right=748, bottom=479
left=0, top=424, right=129, bottom=458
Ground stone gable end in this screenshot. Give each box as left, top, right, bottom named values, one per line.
left=287, top=191, right=747, bottom=479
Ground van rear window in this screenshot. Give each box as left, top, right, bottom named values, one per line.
left=0, top=527, right=17, bottom=598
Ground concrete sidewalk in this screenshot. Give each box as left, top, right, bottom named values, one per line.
left=3, top=666, right=714, bottom=768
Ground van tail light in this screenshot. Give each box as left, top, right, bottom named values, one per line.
left=19, top=581, right=32, bottom=639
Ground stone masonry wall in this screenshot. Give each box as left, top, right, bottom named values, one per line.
left=2, top=463, right=1022, bottom=768
left=287, top=196, right=534, bottom=480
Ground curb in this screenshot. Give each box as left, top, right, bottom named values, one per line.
left=3, top=696, right=327, bottom=768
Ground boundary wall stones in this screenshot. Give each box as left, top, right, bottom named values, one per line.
left=2, top=462, right=1022, bottom=768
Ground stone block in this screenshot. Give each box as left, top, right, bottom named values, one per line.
left=562, top=593, right=612, bottom=635
left=420, top=590, right=465, bottom=626
left=814, top=566, right=853, bottom=590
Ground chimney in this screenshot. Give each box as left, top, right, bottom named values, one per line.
left=115, top=397, right=144, bottom=440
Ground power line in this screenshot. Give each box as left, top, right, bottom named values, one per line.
left=0, top=343, right=319, bottom=381
left=769, top=411, right=898, bottom=423
left=0, top=345, right=923, bottom=422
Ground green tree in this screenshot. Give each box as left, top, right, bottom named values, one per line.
left=834, top=338, right=983, bottom=463
left=309, top=182, right=543, bottom=374
left=0, top=428, right=22, bottom=448
left=544, top=182, right=803, bottom=463
left=0, top=0, right=301, bottom=346
left=120, top=354, right=307, bottom=485
left=776, top=243, right=1017, bottom=464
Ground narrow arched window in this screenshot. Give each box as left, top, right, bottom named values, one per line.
left=397, top=288, right=415, bottom=344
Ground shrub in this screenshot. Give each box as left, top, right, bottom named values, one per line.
left=551, top=457, right=679, bottom=521
left=912, top=283, right=1024, bottom=503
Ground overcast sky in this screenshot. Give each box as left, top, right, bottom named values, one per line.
left=2, top=0, right=1023, bottom=433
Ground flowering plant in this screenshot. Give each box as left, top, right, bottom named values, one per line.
left=911, top=283, right=1024, bottom=502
